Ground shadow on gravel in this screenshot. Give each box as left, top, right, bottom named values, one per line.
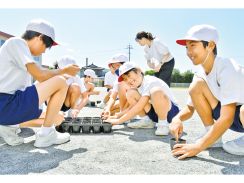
left=112, top=125, right=187, bottom=144
left=193, top=148, right=244, bottom=174
left=0, top=128, right=87, bottom=175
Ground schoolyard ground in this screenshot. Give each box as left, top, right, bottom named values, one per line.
left=1, top=87, right=244, bottom=175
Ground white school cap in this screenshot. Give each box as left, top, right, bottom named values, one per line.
left=57, top=55, right=77, bottom=69
left=107, top=53, right=129, bottom=66
left=176, top=24, right=219, bottom=46
left=118, top=62, right=137, bottom=82
left=84, top=69, right=97, bottom=78
left=26, top=19, right=58, bottom=46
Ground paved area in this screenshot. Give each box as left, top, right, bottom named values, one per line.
left=1, top=88, right=244, bottom=175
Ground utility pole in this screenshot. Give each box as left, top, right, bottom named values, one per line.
left=126, top=44, right=133, bottom=61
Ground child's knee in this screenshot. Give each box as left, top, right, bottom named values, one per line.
left=126, top=89, right=140, bottom=101
left=54, top=75, right=68, bottom=89
left=150, top=87, right=166, bottom=99
left=189, top=78, right=206, bottom=97
left=240, top=105, right=244, bottom=124
left=68, top=84, right=80, bottom=96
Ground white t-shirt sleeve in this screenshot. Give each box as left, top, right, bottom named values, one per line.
left=77, top=77, right=87, bottom=93
left=111, top=81, right=119, bottom=93
left=218, top=62, right=241, bottom=105
left=7, top=39, right=35, bottom=71
left=154, top=40, right=169, bottom=56
left=104, top=72, right=111, bottom=86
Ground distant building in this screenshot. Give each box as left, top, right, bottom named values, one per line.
left=0, top=30, right=42, bottom=64
left=80, top=63, right=106, bottom=77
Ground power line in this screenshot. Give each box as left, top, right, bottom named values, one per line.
left=125, top=44, right=133, bottom=61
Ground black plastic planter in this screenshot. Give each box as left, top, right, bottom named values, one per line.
left=170, top=138, right=186, bottom=150
left=72, top=123, right=81, bottom=133
left=92, top=118, right=102, bottom=133
left=61, top=117, right=112, bottom=134
left=62, top=122, right=70, bottom=132
left=82, top=120, right=91, bottom=133
left=102, top=122, right=112, bottom=133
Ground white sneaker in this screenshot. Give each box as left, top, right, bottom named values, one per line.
left=0, top=125, right=24, bottom=146
left=155, top=122, right=169, bottom=136
left=97, top=102, right=105, bottom=109
left=127, top=119, right=154, bottom=129
left=34, top=128, right=70, bottom=148
left=16, top=128, right=21, bottom=134
left=223, top=135, right=244, bottom=155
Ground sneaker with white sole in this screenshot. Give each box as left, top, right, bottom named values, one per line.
left=0, top=125, right=24, bottom=146
left=34, top=128, right=70, bottom=148
left=155, top=122, right=169, bottom=136
left=127, top=119, right=154, bottom=129
left=223, top=135, right=244, bottom=155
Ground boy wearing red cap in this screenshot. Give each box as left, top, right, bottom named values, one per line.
left=170, top=24, right=244, bottom=159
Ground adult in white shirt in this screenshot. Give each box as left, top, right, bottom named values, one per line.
left=104, top=62, right=180, bottom=136
left=0, top=19, right=80, bottom=147
left=169, top=24, right=244, bottom=159
left=135, top=31, right=175, bottom=87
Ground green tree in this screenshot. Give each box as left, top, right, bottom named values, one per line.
left=182, top=70, right=194, bottom=83
left=145, top=70, right=156, bottom=76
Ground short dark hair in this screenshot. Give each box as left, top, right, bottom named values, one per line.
left=201, top=41, right=217, bottom=56
left=22, top=30, right=54, bottom=49
left=135, top=31, right=155, bottom=41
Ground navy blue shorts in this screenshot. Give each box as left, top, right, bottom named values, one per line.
left=0, top=85, right=42, bottom=125
left=146, top=101, right=180, bottom=123
left=212, top=102, right=244, bottom=132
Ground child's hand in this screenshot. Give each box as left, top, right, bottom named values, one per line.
left=101, top=109, right=110, bottom=120
left=171, top=143, right=202, bottom=160
left=104, top=118, right=119, bottom=125
left=169, top=118, right=183, bottom=141
left=71, top=109, right=80, bottom=118
left=63, top=64, right=80, bottom=76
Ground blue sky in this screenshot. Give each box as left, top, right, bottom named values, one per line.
left=1, top=6, right=244, bottom=72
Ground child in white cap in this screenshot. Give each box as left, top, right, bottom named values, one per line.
left=101, top=53, right=130, bottom=118
left=55, top=55, right=89, bottom=118
left=104, top=62, right=180, bottom=136
left=97, top=58, right=119, bottom=109
left=135, top=31, right=175, bottom=87
left=170, top=24, right=244, bottom=159
left=0, top=19, right=80, bottom=147
left=82, top=69, right=100, bottom=97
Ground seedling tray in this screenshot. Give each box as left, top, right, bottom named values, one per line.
left=57, top=117, right=112, bottom=134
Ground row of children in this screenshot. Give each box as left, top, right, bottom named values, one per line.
left=0, top=18, right=243, bottom=160
left=101, top=25, right=244, bottom=159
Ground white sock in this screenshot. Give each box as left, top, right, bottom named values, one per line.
left=38, top=125, right=54, bottom=136
left=8, top=124, right=20, bottom=128
left=141, top=116, right=150, bottom=120
left=158, top=119, right=169, bottom=126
